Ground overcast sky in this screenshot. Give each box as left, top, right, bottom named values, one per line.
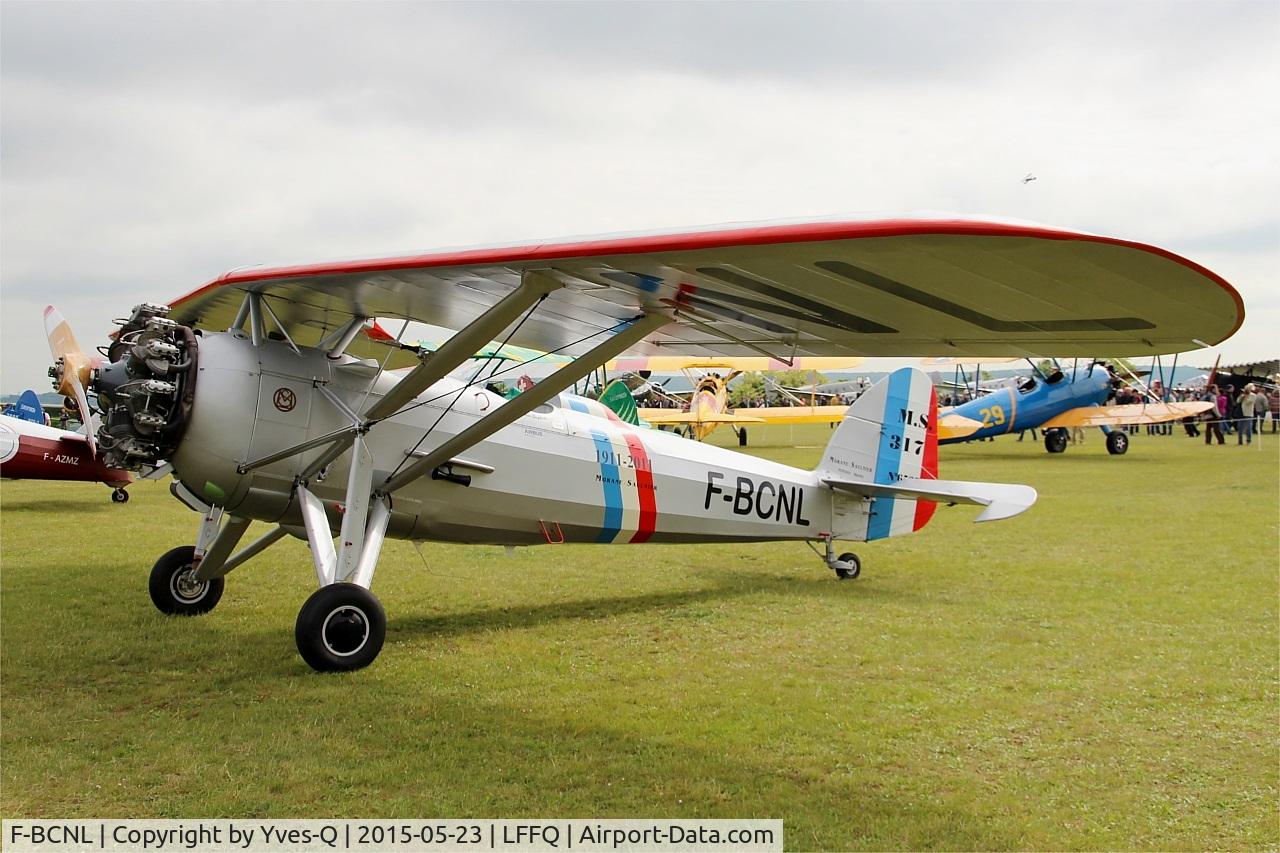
left=2, top=0, right=1276, bottom=391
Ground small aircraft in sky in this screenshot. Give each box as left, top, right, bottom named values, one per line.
left=48, top=216, right=1241, bottom=671
left=936, top=358, right=1213, bottom=454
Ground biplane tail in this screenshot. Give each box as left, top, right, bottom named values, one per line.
left=817, top=367, right=1036, bottom=540
left=598, top=380, right=641, bottom=426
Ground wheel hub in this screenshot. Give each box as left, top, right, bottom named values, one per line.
left=171, top=568, right=208, bottom=603
left=322, top=606, right=370, bottom=656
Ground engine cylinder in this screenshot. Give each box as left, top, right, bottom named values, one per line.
left=90, top=303, right=198, bottom=471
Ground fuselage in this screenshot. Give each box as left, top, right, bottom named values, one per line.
left=172, top=333, right=866, bottom=546
left=940, top=367, right=1111, bottom=443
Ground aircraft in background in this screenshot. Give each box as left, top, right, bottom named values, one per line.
left=0, top=317, right=135, bottom=502
left=613, top=356, right=980, bottom=444
left=49, top=216, right=1241, bottom=671
left=0, top=415, right=134, bottom=501
left=622, top=356, right=864, bottom=444
left=939, top=359, right=1212, bottom=454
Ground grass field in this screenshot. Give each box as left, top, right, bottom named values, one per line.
left=2, top=425, right=1277, bottom=850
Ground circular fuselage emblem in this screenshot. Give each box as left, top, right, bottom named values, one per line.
left=273, top=387, right=297, bottom=412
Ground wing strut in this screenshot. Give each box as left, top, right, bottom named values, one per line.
left=378, top=311, right=670, bottom=495
left=279, top=270, right=565, bottom=482
left=365, top=270, right=563, bottom=423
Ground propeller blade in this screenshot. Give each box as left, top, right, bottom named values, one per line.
left=43, top=305, right=98, bottom=457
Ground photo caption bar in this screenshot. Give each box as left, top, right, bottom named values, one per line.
left=3, top=820, right=782, bottom=853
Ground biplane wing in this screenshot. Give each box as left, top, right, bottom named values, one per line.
left=636, top=404, right=981, bottom=438
left=919, top=356, right=1023, bottom=368
left=639, top=410, right=766, bottom=426
left=612, top=355, right=865, bottom=372
left=1040, top=401, right=1213, bottom=429
left=166, top=216, right=1242, bottom=360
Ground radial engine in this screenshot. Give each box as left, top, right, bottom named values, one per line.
left=87, top=303, right=199, bottom=471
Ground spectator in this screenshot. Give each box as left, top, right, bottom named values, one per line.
left=1203, top=386, right=1224, bottom=446
left=1216, top=386, right=1231, bottom=433
left=1253, top=386, right=1268, bottom=434
left=1236, top=385, right=1256, bottom=445
left=1270, top=388, right=1280, bottom=434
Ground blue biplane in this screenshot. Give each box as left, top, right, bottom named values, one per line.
left=939, top=360, right=1211, bottom=455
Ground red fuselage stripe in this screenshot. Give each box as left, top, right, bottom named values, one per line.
left=622, top=432, right=657, bottom=543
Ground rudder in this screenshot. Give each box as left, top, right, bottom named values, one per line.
left=817, top=367, right=938, bottom=540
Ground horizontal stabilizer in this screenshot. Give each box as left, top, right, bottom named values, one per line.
left=822, top=477, right=1038, bottom=523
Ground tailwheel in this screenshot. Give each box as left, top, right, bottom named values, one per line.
left=1043, top=428, right=1069, bottom=454
left=111, top=487, right=129, bottom=503
left=149, top=545, right=224, bottom=615
left=296, top=583, right=386, bottom=672
left=1106, top=431, right=1129, bottom=455
left=834, top=552, right=861, bottom=580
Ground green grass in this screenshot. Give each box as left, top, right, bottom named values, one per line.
left=2, top=426, right=1277, bottom=850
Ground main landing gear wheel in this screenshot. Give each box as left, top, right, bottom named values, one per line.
left=834, top=552, right=861, bottom=580
left=295, top=584, right=386, bottom=673
left=738, top=428, right=748, bottom=446
left=1106, top=431, right=1129, bottom=455
left=149, top=546, right=224, bottom=616
left=1044, top=428, right=1069, bottom=454
left=111, top=488, right=129, bottom=503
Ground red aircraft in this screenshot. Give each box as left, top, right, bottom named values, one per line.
left=0, top=415, right=134, bottom=501
left=0, top=306, right=134, bottom=502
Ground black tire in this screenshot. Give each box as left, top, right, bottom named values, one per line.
left=149, top=546, right=224, bottom=616
left=1106, top=430, right=1129, bottom=455
left=738, top=428, right=748, bottom=446
left=835, top=552, right=861, bottom=580
left=295, top=584, right=386, bottom=672
left=1043, top=428, right=1068, bottom=454
left=111, top=488, right=129, bottom=503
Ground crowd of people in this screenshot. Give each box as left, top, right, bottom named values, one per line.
left=1192, top=383, right=1276, bottom=445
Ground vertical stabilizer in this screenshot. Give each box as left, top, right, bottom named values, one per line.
left=598, top=380, right=641, bottom=426
left=818, top=367, right=939, bottom=540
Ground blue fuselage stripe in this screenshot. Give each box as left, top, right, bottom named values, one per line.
left=568, top=399, right=623, bottom=542
left=867, top=369, right=912, bottom=541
